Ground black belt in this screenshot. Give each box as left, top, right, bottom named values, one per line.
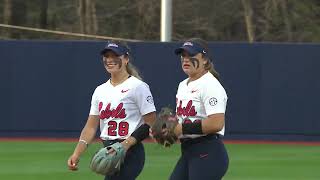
left=102, top=139, right=125, bottom=147
left=180, top=134, right=221, bottom=145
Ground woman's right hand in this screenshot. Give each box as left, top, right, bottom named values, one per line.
left=67, top=154, right=80, bottom=171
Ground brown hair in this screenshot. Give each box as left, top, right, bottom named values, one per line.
left=186, top=38, right=220, bottom=81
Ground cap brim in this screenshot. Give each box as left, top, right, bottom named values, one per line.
left=174, top=46, right=198, bottom=56
left=100, top=47, right=123, bottom=56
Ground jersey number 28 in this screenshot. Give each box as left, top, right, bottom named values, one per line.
left=108, top=121, right=129, bottom=136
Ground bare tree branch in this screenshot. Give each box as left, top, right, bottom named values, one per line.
left=241, top=0, right=255, bottom=42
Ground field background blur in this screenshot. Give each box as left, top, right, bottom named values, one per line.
left=1, top=1, right=320, bottom=180
left=0, top=0, right=320, bottom=42
left=1, top=141, right=320, bottom=180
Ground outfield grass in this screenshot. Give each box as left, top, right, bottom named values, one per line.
left=0, top=141, right=319, bottom=180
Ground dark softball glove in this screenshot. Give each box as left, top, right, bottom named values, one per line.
left=151, top=107, right=179, bottom=147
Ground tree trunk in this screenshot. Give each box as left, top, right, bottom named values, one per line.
left=241, top=0, right=255, bottom=43
left=3, top=0, right=27, bottom=38
left=85, top=0, right=98, bottom=34
left=39, top=0, right=48, bottom=29
left=78, top=0, right=98, bottom=35
left=78, top=0, right=86, bottom=34
left=84, top=0, right=91, bottom=34
left=2, top=0, right=12, bottom=38
left=3, top=0, right=12, bottom=24
left=90, top=0, right=98, bottom=34
left=280, top=0, right=292, bottom=41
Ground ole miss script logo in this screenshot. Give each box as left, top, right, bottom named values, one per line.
left=176, top=100, right=197, bottom=116
left=177, top=99, right=201, bottom=124
left=98, top=102, right=127, bottom=119
left=99, top=102, right=129, bottom=136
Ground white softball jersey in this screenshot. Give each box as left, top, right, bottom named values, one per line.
left=176, top=72, right=228, bottom=138
left=89, top=76, right=156, bottom=140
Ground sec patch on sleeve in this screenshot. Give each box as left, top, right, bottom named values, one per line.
left=146, top=96, right=154, bottom=104
left=209, top=97, right=218, bottom=106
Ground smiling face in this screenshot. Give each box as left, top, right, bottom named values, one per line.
left=180, top=51, right=208, bottom=78
left=102, top=51, right=128, bottom=75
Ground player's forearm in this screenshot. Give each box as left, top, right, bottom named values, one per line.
left=72, top=141, right=88, bottom=157
left=124, top=112, right=155, bottom=149
left=143, top=112, right=156, bottom=126
left=73, top=127, right=97, bottom=156
left=201, top=113, right=225, bottom=134
left=121, top=136, right=137, bottom=150
left=176, top=114, right=225, bottom=136
left=79, top=125, right=97, bottom=144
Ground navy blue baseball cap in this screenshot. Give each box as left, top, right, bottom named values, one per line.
left=174, top=41, right=207, bottom=56
left=100, top=41, right=130, bottom=56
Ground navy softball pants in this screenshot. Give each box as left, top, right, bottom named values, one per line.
left=170, top=134, right=229, bottom=180
left=102, top=140, right=145, bottom=180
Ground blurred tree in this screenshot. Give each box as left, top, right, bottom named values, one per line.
left=0, top=0, right=319, bottom=42
left=241, top=0, right=255, bottom=42
left=279, top=0, right=292, bottom=41
left=3, top=0, right=11, bottom=25
left=135, top=0, right=160, bottom=40
left=78, top=0, right=98, bottom=35
left=173, top=0, right=245, bottom=41
left=3, top=0, right=27, bottom=38
left=39, top=0, right=48, bottom=29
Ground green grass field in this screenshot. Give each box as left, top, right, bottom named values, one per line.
left=0, top=141, right=319, bottom=180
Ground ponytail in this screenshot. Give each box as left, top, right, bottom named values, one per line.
left=204, top=60, right=220, bottom=81
left=126, top=62, right=142, bottom=80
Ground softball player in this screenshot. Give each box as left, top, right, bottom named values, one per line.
left=170, top=38, right=229, bottom=180
left=67, top=40, right=156, bottom=180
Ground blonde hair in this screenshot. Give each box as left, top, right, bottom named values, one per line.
left=126, top=62, right=142, bottom=80
left=187, top=38, right=220, bottom=81
left=108, top=40, right=143, bottom=80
